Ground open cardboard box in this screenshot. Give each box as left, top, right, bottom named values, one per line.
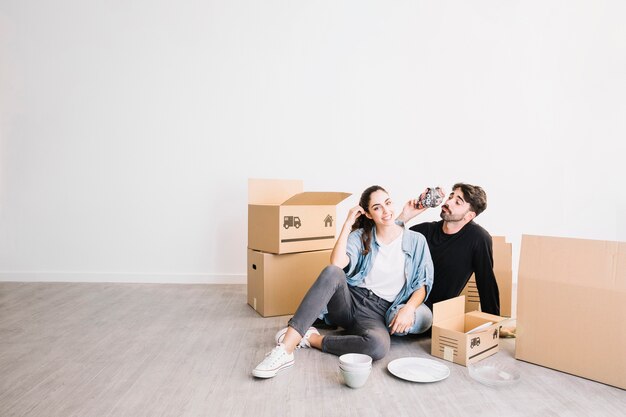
left=460, top=236, right=513, bottom=316
left=431, top=295, right=508, bottom=366
left=515, top=234, right=626, bottom=389
left=248, top=178, right=351, bottom=254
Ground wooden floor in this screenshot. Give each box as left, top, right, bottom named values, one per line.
left=0, top=282, right=624, bottom=417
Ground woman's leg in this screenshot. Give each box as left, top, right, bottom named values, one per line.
left=321, top=287, right=392, bottom=361
left=253, top=265, right=353, bottom=378
left=322, top=318, right=391, bottom=360
left=386, top=303, right=433, bottom=336
left=282, top=265, right=354, bottom=352
left=411, top=303, right=433, bottom=334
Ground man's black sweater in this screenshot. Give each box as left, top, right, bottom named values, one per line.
left=410, top=220, right=500, bottom=315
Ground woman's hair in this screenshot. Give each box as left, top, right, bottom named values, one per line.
left=351, top=185, right=387, bottom=255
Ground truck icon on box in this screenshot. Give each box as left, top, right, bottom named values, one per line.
left=283, top=216, right=301, bottom=229
left=470, top=337, right=481, bottom=349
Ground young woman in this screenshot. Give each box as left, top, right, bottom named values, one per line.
left=252, top=185, right=434, bottom=378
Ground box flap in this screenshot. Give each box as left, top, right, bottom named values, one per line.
left=465, top=311, right=508, bottom=326
left=282, top=192, right=351, bottom=206
left=433, top=295, right=465, bottom=324
left=248, top=178, right=303, bottom=205
left=520, top=235, right=625, bottom=291
left=466, top=311, right=507, bottom=324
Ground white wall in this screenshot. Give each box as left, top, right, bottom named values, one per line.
left=1, top=1, right=625, bottom=284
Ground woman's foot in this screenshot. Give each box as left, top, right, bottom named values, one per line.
left=275, top=326, right=320, bottom=348
left=307, top=332, right=323, bottom=349
left=252, top=344, right=294, bottom=378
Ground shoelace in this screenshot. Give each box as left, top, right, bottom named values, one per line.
left=263, top=346, right=287, bottom=366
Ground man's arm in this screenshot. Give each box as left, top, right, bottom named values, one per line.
left=473, top=237, right=501, bottom=316
left=396, top=199, right=427, bottom=225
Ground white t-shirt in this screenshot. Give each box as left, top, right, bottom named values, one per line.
left=358, top=231, right=406, bottom=302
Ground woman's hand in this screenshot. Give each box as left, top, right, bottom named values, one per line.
left=389, top=304, right=416, bottom=335
left=345, top=205, right=364, bottom=228
left=331, top=205, right=364, bottom=268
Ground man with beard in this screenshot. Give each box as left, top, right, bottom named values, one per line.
left=397, top=183, right=500, bottom=316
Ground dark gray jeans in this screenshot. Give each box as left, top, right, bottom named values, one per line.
left=288, top=264, right=396, bottom=361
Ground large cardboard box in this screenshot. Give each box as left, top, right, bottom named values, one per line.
left=248, top=178, right=351, bottom=254
left=247, top=248, right=331, bottom=317
left=515, top=235, right=626, bottom=390
left=460, top=236, right=513, bottom=316
left=431, top=296, right=507, bottom=366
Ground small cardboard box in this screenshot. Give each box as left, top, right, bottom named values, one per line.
left=460, top=236, right=513, bottom=316
left=431, top=295, right=508, bottom=366
left=247, top=248, right=331, bottom=317
left=515, top=235, right=626, bottom=390
left=248, top=178, right=351, bottom=254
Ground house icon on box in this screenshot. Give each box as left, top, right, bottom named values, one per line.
left=324, top=214, right=333, bottom=227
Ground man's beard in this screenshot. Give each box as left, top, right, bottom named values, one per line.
left=439, top=206, right=468, bottom=222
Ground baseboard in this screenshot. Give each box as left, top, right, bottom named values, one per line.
left=0, top=271, right=246, bottom=284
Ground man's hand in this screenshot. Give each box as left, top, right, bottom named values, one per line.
left=397, top=198, right=427, bottom=224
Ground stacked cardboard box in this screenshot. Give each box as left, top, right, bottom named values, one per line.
left=247, top=178, right=351, bottom=317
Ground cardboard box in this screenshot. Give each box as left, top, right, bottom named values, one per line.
left=247, top=248, right=331, bottom=317
left=515, top=235, right=626, bottom=390
left=431, top=295, right=507, bottom=366
left=248, top=178, right=351, bottom=254
left=460, top=236, right=513, bottom=316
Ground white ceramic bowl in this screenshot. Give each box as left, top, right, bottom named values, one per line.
left=339, top=363, right=372, bottom=373
left=340, top=367, right=371, bottom=388
left=339, top=353, right=372, bottom=368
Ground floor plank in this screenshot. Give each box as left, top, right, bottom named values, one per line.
left=0, top=282, right=623, bottom=417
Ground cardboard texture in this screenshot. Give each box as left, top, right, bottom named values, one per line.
left=431, top=296, right=507, bottom=366
left=460, top=236, right=513, bottom=316
left=515, top=234, right=626, bottom=390
left=248, top=179, right=351, bottom=254
left=247, top=248, right=331, bottom=317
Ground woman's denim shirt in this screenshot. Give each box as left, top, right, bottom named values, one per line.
left=344, top=227, right=434, bottom=325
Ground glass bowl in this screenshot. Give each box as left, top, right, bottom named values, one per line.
left=468, top=361, right=521, bottom=387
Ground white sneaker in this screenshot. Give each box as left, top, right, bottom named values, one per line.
left=252, top=344, right=295, bottom=378
left=274, top=326, right=320, bottom=349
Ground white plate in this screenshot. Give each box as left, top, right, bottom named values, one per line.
left=387, top=357, right=451, bottom=383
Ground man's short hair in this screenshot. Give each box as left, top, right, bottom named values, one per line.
left=453, top=183, right=487, bottom=216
